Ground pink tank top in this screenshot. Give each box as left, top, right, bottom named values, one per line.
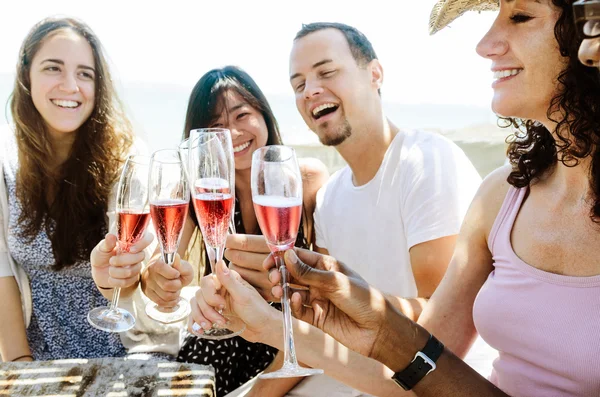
left=472, top=187, right=600, bottom=397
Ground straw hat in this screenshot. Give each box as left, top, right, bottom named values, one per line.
left=429, top=0, right=499, bottom=35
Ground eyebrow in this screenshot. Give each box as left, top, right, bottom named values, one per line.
left=41, top=59, right=96, bottom=72
left=289, top=59, right=333, bottom=81
left=228, top=103, right=246, bottom=113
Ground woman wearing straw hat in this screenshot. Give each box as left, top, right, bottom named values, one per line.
left=194, top=0, right=600, bottom=396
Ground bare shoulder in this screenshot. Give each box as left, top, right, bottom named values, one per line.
left=468, top=164, right=513, bottom=234
left=298, top=157, right=329, bottom=210
left=299, top=158, right=329, bottom=192
left=299, top=157, right=329, bottom=180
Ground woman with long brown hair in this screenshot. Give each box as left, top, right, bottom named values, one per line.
left=0, top=16, right=158, bottom=362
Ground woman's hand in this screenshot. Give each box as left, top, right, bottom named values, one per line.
left=188, top=260, right=280, bottom=345
left=141, top=253, right=194, bottom=308
left=224, top=234, right=278, bottom=301
left=91, top=232, right=153, bottom=295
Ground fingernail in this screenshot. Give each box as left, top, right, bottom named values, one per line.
left=219, top=304, right=225, bottom=311
left=130, top=247, right=138, bottom=253
left=200, top=322, right=208, bottom=330
left=192, top=322, right=202, bottom=333
left=286, top=250, right=297, bottom=264
left=221, top=261, right=229, bottom=275
left=217, top=320, right=226, bottom=327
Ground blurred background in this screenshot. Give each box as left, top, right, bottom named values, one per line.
left=0, top=0, right=506, bottom=177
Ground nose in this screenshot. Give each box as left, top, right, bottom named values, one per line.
left=476, top=18, right=509, bottom=60
left=303, top=79, right=324, bottom=100
left=229, top=125, right=243, bottom=140
left=578, top=38, right=600, bottom=68
left=59, top=73, right=79, bottom=93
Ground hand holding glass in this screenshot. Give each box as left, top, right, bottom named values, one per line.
left=88, top=155, right=151, bottom=333
left=145, top=149, right=191, bottom=323
left=251, top=145, right=323, bottom=378
left=188, top=128, right=245, bottom=339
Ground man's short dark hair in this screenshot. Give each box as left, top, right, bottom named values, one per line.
left=294, top=22, right=378, bottom=67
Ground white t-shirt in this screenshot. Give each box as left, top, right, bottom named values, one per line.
left=293, top=129, right=481, bottom=396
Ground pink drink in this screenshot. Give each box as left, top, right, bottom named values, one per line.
left=253, top=195, right=302, bottom=251
left=117, top=211, right=151, bottom=251
left=193, top=193, right=234, bottom=248
left=150, top=199, right=189, bottom=254
left=194, top=178, right=230, bottom=195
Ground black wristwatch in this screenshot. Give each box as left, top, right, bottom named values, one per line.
left=391, top=334, right=444, bottom=391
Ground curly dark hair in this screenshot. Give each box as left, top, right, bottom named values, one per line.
left=504, top=0, right=600, bottom=220
left=10, top=17, right=133, bottom=270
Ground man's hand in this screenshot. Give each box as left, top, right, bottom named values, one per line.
left=225, top=234, right=277, bottom=301
left=266, top=249, right=393, bottom=361
left=141, top=253, right=194, bottom=307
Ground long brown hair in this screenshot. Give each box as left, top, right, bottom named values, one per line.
left=10, top=17, right=133, bottom=270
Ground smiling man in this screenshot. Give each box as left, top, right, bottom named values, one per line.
left=284, top=22, right=482, bottom=395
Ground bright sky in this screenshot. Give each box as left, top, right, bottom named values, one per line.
left=0, top=0, right=498, bottom=107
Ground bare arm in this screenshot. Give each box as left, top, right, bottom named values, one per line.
left=193, top=261, right=409, bottom=397
left=417, top=166, right=510, bottom=358
left=384, top=235, right=457, bottom=321
left=269, top=246, right=510, bottom=396
left=299, top=158, right=329, bottom=245
left=0, top=277, right=31, bottom=362
left=245, top=352, right=308, bottom=397
left=265, top=315, right=406, bottom=396
left=376, top=304, right=509, bottom=397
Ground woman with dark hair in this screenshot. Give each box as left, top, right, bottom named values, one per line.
left=0, top=17, right=162, bottom=362
left=134, top=66, right=328, bottom=395
left=192, top=1, right=600, bottom=396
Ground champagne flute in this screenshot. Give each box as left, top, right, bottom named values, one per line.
left=88, top=155, right=151, bottom=333
left=252, top=145, right=324, bottom=378
left=188, top=128, right=245, bottom=339
left=145, top=149, right=191, bottom=323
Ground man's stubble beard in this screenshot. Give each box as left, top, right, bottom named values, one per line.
left=318, top=117, right=352, bottom=147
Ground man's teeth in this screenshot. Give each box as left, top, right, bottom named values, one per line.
left=493, top=69, right=522, bottom=80
left=52, top=99, right=79, bottom=108
left=233, top=141, right=251, bottom=153
left=312, top=103, right=336, bottom=117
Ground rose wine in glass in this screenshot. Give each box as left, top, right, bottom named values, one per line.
left=188, top=128, right=245, bottom=339
left=145, top=149, right=191, bottom=323
left=252, top=145, right=323, bottom=378
left=88, top=155, right=151, bottom=333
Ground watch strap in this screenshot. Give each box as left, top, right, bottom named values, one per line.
left=392, top=334, right=444, bottom=391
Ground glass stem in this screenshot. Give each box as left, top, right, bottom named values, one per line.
left=109, top=287, right=122, bottom=311
left=109, top=244, right=124, bottom=312
left=163, top=252, right=176, bottom=265
left=274, top=252, right=299, bottom=368
left=207, top=245, right=224, bottom=273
